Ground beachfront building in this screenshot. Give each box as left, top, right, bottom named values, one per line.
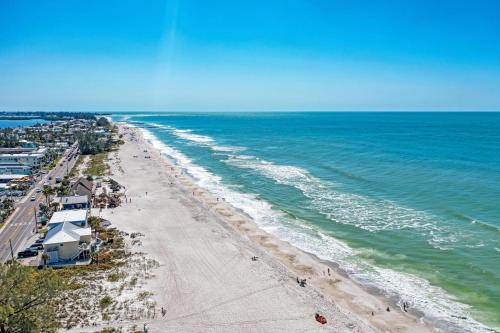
left=0, top=174, right=33, bottom=193
left=71, top=177, right=95, bottom=201
left=0, top=162, right=31, bottom=175
left=0, top=147, right=48, bottom=176
left=48, top=209, right=88, bottom=228
left=58, top=195, right=90, bottom=210
left=0, top=147, right=39, bottom=154
left=0, top=174, right=32, bottom=185
left=0, top=153, right=44, bottom=168
left=43, top=209, right=92, bottom=264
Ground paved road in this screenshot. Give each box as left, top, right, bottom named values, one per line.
left=0, top=144, right=79, bottom=262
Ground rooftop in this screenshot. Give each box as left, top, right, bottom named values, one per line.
left=44, top=222, right=91, bottom=245
left=60, top=195, right=88, bottom=205
left=48, top=209, right=88, bottom=225
left=0, top=153, right=44, bottom=158
left=0, top=174, right=28, bottom=180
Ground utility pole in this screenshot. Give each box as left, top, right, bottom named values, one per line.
left=9, top=239, right=14, bottom=263
left=34, top=208, right=38, bottom=233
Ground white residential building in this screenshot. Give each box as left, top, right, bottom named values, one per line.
left=0, top=153, right=44, bottom=168
left=43, top=209, right=91, bottom=263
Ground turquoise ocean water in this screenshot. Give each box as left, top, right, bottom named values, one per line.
left=114, top=112, right=499, bottom=332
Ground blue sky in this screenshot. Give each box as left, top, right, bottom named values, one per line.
left=1, top=0, right=499, bottom=111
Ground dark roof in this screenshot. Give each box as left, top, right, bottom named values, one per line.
left=75, top=177, right=93, bottom=192
left=71, top=177, right=94, bottom=198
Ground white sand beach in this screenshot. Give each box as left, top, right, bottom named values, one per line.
left=96, top=125, right=434, bottom=332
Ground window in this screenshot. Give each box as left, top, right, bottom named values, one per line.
left=60, top=244, right=64, bottom=246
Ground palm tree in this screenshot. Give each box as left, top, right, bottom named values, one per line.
left=42, top=186, right=55, bottom=206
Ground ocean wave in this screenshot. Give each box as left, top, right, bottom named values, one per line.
left=224, top=155, right=467, bottom=250
left=146, top=125, right=472, bottom=250
left=138, top=125, right=494, bottom=333
left=172, top=129, right=214, bottom=144
left=148, top=122, right=245, bottom=153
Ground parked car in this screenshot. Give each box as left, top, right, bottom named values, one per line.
left=55, top=176, right=62, bottom=183
left=29, top=243, right=43, bottom=251
left=17, top=249, right=38, bottom=258
left=30, top=195, right=36, bottom=201
left=36, top=188, right=42, bottom=193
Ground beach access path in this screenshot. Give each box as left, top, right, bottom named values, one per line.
left=94, top=125, right=433, bottom=333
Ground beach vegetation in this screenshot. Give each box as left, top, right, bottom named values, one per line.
left=129, top=276, right=138, bottom=287
left=86, top=153, right=109, bottom=177
left=96, top=117, right=110, bottom=127
left=0, top=263, right=64, bottom=333
left=42, top=185, right=55, bottom=206
left=99, top=295, right=113, bottom=309
left=77, top=132, right=113, bottom=155
left=95, top=328, right=120, bottom=333
left=0, top=198, right=15, bottom=225
left=42, top=153, right=61, bottom=171
left=137, top=291, right=153, bottom=301
left=88, top=215, right=102, bottom=231
left=56, top=176, right=71, bottom=196
left=107, top=271, right=127, bottom=282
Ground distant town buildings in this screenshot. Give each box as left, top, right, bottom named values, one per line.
left=0, top=117, right=100, bottom=193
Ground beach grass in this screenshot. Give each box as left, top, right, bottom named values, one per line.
left=86, top=153, right=109, bottom=177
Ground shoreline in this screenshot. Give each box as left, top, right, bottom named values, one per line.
left=100, top=122, right=438, bottom=332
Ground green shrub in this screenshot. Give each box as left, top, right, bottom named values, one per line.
left=99, top=295, right=113, bottom=309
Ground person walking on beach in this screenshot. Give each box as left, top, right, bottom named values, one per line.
left=403, top=302, right=409, bottom=312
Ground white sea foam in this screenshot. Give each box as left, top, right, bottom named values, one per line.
left=138, top=126, right=494, bottom=333
left=147, top=122, right=245, bottom=153
left=172, top=129, right=214, bottom=144
left=224, top=155, right=467, bottom=249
